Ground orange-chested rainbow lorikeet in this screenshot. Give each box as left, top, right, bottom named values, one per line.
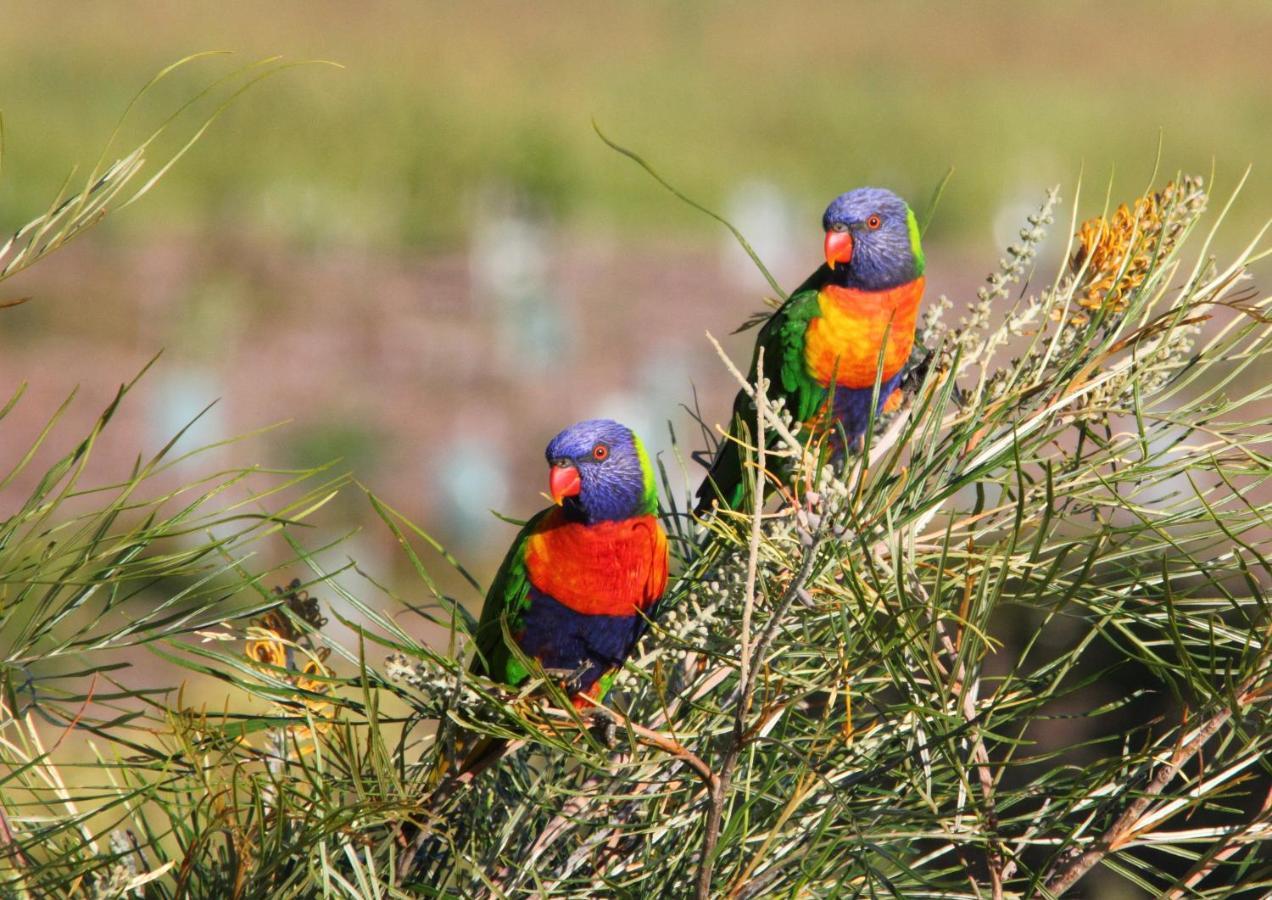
left=696, top=187, right=926, bottom=513
left=471, top=419, right=669, bottom=708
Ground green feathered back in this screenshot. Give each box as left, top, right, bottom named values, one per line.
left=696, top=267, right=830, bottom=512
left=470, top=509, right=551, bottom=686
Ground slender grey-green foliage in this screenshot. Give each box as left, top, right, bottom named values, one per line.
left=177, top=168, right=1267, bottom=899
left=2, top=69, right=1270, bottom=899
left=0, top=58, right=346, bottom=899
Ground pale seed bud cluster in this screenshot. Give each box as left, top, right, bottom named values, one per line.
left=385, top=651, right=487, bottom=716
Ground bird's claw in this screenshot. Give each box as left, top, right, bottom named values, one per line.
left=589, top=717, right=619, bottom=749
left=542, top=665, right=593, bottom=696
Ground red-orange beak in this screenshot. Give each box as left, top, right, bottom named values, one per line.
left=824, top=230, right=853, bottom=270
left=549, top=462, right=581, bottom=505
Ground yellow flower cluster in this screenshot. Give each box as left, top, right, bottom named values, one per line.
left=246, top=635, right=288, bottom=668
left=1066, top=177, right=1204, bottom=324
left=293, top=655, right=335, bottom=738
left=246, top=610, right=293, bottom=669
left=245, top=581, right=334, bottom=737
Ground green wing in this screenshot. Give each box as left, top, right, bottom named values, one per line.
left=470, top=509, right=551, bottom=685
left=763, top=288, right=830, bottom=425
left=696, top=269, right=829, bottom=513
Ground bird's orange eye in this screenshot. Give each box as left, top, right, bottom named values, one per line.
left=866, top=215, right=882, bottom=230
left=592, top=443, right=609, bottom=461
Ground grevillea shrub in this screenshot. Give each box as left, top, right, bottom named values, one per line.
left=3, top=71, right=1269, bottom=898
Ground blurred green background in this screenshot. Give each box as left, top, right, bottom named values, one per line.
left=3, top=2, right=1270, bottom=246
left=2, top=1, right=1270, bottom=598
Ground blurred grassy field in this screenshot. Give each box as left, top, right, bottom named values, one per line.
left=2, top=1, right=1269, bottom=248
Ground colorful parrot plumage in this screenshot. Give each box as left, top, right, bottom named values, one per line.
left=471, top=418, right=668, bottom=707
left=696, top=187, right=926, bottom=514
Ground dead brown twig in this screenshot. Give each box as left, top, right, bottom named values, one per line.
left=1036, top=658, right=1271, bottom=897
left=572, top=701, right=718, bottom=792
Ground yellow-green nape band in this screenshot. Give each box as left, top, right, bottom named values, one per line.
left=906, top=207, right=926, bottom=275
left=633, top=432, right=659, bottom=514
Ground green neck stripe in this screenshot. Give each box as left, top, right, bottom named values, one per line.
left=906, top=207, right=926, bottom=276
left=634, top=435, right=659, bottom=515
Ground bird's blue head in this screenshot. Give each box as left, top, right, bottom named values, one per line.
left=821, top=187, right=925, bottom=291
left=545, top=419, right=658, bottom=523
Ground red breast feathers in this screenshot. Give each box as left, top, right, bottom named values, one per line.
left=523, top=508, right=668, bottom=617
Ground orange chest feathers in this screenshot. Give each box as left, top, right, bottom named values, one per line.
left=803, top=277, right=925, bottom=389
left=524, top=510, right=669, bottom=617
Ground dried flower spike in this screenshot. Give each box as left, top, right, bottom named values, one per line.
left=1068, top=176, right=1206, bottom=320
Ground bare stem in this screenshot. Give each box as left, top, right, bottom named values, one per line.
left=1037, top=663, right=1269, bottom=897
left=697, top=536, right=826, bottom=895
left=737, top=348, right=767, bottom=720
left=697, top=349, right=767, bottom=900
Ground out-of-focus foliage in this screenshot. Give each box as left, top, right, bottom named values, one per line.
left=0, top=60, right=345, bottom=898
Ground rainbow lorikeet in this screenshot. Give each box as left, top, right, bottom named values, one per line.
left=696, top=187, right=926, bottom=514
left=471, top=418, right=669, bottom=708
left=410, top=422, right=668, bottom=870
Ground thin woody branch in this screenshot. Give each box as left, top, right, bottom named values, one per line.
left=1160, top=784, right=1272, bottom=899
left=1037, top=658, right=1271, bottom=897
left=697, top=348, right=769, bottom=900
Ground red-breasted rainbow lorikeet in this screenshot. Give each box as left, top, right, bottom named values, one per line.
left=696, top=187, right=926, bottom=513
left=412, top=423, right=668, bottom=863
left=471, top=418, right=669, bottom=708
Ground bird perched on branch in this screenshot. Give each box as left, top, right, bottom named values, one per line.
left=696, top=187, right=926, bottom=514
left=407, top=420, right=669, bottom=879
left=447, top=419, right=667, bottom=776
left=472, top=418, right=668, bottom=704
left=450, top=420, right=667, bottom=774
